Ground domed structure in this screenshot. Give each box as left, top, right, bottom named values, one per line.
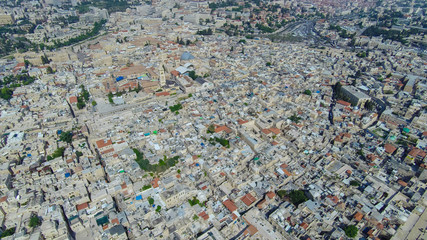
left=180, top=52, right=195, bottom=60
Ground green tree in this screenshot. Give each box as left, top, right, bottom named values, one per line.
left=135, top=83, right=142, bottom=93
left=350, top=180, right=360, bottom=187
left=169, top=103, right=182, bottom=112
left=24, top=59, right=31, bottom=69
left=0, top=227, right=16, bottom=238
left=91, top=100, right=97, bottom=106
left=207, top=124, right=215, bottom=134
left=188, top=197, right=200, bottom=206
left=303, top=90, right=312, bottom=95
left=156, top=206, right=161, bottom=213
left=288, top=114, right=301, bottom=123
left=59, top=131, right=73, bottom=144
left=344, top=225, right=358, bottom=238
left=46, top=66, right=54, bottom=74
left=29, top=216, right=41, bottom=228
left=108, top=92, right=114, bottom=104
left=188, top=71, right=198, bottom=80
left=277, top=190, right=287, bottom=198
left=288, top=190, right=308, bottom=206
left=148, top=197, right=154, bottom=205
left=0, top=87, right=13, bottom=100
left=77, top=102, right=86, bottom=109
left=277, top=190, right=308, bottom=206
left=41, top=54, right=50, bottom=64
left=365, top=101, right=375, bottom=111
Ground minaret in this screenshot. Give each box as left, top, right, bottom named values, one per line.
left=159, top=65, right=166, bottom=87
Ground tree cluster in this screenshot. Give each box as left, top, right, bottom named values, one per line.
left=256, top=23, right=275, bottom=33
left=76, top=85, right=90, bottom=109
left=29, top=216, right=41, bottom=228
left=59, top=131, right=73, bottom=144
left=209, top=137, right=230, bottom=148
left=76, top=0, right=130, bottom=14
left=0, top=227, right=16, bottom=238
left=277, top=189, right=308, bottom=206
left=362, top=26, right=408, bottom=44
left=288, top=114, right=302, bottom=123
left=47, top=147, right=65, bottom=161
left=196, top=28, right=213, bottom=35
left=133, top=149, right=180, bottom=173
left=44, top=20, right=107, bottom=50
left=169, top=103, right=183, bottom=113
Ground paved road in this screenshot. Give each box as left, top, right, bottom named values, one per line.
left=392, top=207, right=427, bottom=240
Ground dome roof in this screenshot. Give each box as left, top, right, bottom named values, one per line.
left=181, top=52, right=195, bottom=60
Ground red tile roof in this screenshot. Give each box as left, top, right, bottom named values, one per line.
left=257, top=199, right=266, bottom=209
left=111, top=218, right=119, bottom=225
left=261, top=129, right=271, bottom=135
left=171, top=70, right=180, bottom=76
left=337, top=100, right=351, bottom=107
left=408, top=148, right=426, bottom=158
left=240, top=193, right=256, bottom=206
left=76, top=202, right=89, bottom=211
left=269, top=128, right=281, bottom=135
left=69, top=96, right=78, bottom=104
left=151, top=178, right=159, bottom=188
left=198, top=211, right=209, bottom=220
left=101, top=148, right=115, bottom=155
left=223, top=199, right=237, bottom=212
left=155, top=92, right=170, bottom=97
left=282, top=168, right=292, bottom=177
left=266, top=191, right=275, bottom=199
left=384, top=143, right=397, bottom=154
left=300, top=222, right=309, bottom=230
left=398, top=180, right=407, bottom=187
left=215, top=125, right=232, bottom=134
left=327, top=195, right=339, bottom=204
left=354, top=212, right=364, bottom=221
left=244, top=225, right=258, bottom=236
left=238, top=119, right=249, bottom=125
left=96, top=139, right=112, bottom=149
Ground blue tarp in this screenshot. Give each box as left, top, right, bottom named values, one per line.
left=27, top=154, right=31, bottom=157
left=135, top=195, right=142, bottom=200
left=144, top=133, right=150, bottom=136
left=65, top=173, right=71, bottom=178
left=57, top=130, right=62, bottom=134
left=116, top=76, right=124, bottom=81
